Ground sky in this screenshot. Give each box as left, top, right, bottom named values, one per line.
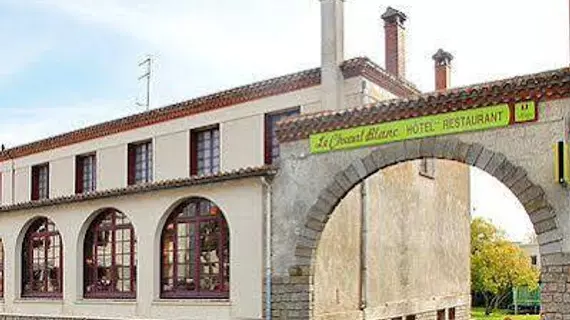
left=1, top=0, right=566, bottom=241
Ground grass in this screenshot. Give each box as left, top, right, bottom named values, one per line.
left=471, top=308, right=540, bottom=320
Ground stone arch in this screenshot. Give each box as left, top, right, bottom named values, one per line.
left=292, top=137, right=562, bottom=274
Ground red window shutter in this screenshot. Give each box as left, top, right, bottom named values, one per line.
left=190, top=131, right=198, bottom=175
left=75, top=157, right=84, bottom=194
left=127, top=145, right=136, bottom=185
left=31, top=167, right=39, bottom=201
left=264, top=114, right=272, bottom=165
left=45, top=165, right=49, bottom=199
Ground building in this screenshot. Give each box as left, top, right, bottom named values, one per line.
left=0, top=1, right=470, bottom=320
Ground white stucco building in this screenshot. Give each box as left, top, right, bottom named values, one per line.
left=0, top=2, right=470, bottom=320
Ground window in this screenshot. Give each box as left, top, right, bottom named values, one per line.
left=128, top=141, right=153, bottom=185
left=191, top=127, right=220, bottom=176
left=405, top=316, right=416, bottom=320
left=448, top=308, right=456, bottom=320
left=31, top=164, right=49, bottom=200
left=419, top=157, right=435, bottom=179
left=76, top=154, right=96, bottom=194
left=0, top=238, right=4, bottom=298
left=437, top=309, right=446, bottom=320
left=84, top=209, right=136, bottom=299
left=161, top=198, right=229, bottom=298
left=22, top=217, right=62, bottom=298
left=531, top=255, right=538, bottom=265
left=265, top=108, right=300, bottom=164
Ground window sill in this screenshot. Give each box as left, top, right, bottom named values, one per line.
left=75, top=298, right=137, bottom=305
left=13, top=298, right=63, bottom=304
left=152, top=299, right=230, bottom=307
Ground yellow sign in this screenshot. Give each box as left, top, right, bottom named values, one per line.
left=514, top=101, right=537, bottom=123
left=310, top=104, right=511, bottom=154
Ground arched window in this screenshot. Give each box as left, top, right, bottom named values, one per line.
left=161, top=198, right=229, bottom=298
left=22, top=217, right=63, bottom=298
left=84, top=209, right=136, bottom=298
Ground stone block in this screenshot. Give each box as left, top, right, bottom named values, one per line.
left=334, top=171, right=352, bottom=193
left=485, top=152, right=507, bottom=176
left=344, top=164, right=362, bottom=186
left=511, top=177, right=533, bottom=197
left=535, top=218, right=558, bottom=234
left=305, top=216, right=326, bottom=232
left=444, top=138, right=461, bottom=160
left=541, top=240, right=564, bottom=255
left=494, top=160, right=516, bottom=182
left=523, top=197, right=549, bottom=216
left=454, top=141, right=471, bottom=162
left=419, top=137, right=437, bottom=157
left=502, top=166, right=527, bottom=188
left=351, top=159, right=368, bottom=180
left=294, top=245, right=314, bottom=258
left=529, top=206, right=556, bottom=223
left=538, top=229, right=564, bottom=245
left=403, top=139, right=421, bottom=160
left=474, top=148, right=494, bottom=170
left=465, top=143, right=484, bottom=165
left=362, top=153, right=379, bottom=176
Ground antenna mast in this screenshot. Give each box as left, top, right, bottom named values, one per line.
left=137, top=56, right=152, bottom=110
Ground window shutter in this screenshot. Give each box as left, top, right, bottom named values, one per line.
left=264, top=114, right=272, bottom=165
left=31, top=167, right=39, bottom=200
left=45, top=165, right=49, bottom=199
left=190, top=131, right=198, bottom=175
left=75, top=157, right=84, bottom=194
left=127, top=145, right=136, bottom=185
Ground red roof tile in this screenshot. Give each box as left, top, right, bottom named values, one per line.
left=0, top=166, right=276, bottom=212
left=277, top=67, right=570, bottom=142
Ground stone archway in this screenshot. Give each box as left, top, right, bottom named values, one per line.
left=270, top=136, right=568, bottom=320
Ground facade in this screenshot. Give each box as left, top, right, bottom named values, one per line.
left=0, top=2, right=472, bottom=320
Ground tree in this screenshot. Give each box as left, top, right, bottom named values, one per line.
left=470, top=218, right=540, bottom=315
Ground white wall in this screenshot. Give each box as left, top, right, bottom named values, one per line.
left=155, top=131, right=189, bottom=180
left=0, top=178, right=264, bottom=320
left=50, top=157, right=74, bottom=198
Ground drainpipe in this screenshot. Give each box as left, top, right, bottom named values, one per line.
left=261, top=177, right=273, bottom=320
left=359, top=181, right=369, bottom=317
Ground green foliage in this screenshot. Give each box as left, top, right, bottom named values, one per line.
left=470, top=218, right=540, bottom=315
left=471, top=308, right=539, bottom=320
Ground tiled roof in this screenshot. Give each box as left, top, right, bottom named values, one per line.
left=0, top=57, right=418, bottom=162
left=277, top=67, right=570, bottom=142
left=0, top=166, right=276, bottom=212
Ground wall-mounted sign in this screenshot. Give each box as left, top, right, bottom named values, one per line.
left=310, top=101, right=536, bottom=154
left=514, top=101, right=537, bottom=123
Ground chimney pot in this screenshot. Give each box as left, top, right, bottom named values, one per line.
left=382, top=6, right=407, bottom=79
left=432, top=48, right=454, bottom=91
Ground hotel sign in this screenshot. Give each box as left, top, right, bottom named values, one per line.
left=310, top=101, right=536, bottom=154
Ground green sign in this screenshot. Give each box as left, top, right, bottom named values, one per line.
left=310, top=104, right=511, bottom=154
left=514, top=101, right=536, bottom=123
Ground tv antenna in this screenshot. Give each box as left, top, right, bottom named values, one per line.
left=137, top=55, right=152, bottom=110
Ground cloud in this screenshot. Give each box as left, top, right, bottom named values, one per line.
left=0, top=99, right=133, bottom=147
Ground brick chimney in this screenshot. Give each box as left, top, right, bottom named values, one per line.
left=320, top=0, right=345, bottom=111
left=381, top=7, right=407, bottom=79
left=432, top=48, right=454, bottom=91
